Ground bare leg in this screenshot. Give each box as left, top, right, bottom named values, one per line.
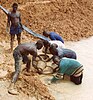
left=17, top=33, right=21, bottom=45
left=10, top=34, right=15, bottom=51
left=26, top=58, right=31, bottom=72
left=12, top=59, right=22, bottom=83
left=8, top=57, right=22, bottom=95
left=22, top=55, right=31, bottom=72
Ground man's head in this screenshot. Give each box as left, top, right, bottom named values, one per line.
left=36, top=40, right=43, bottom=50
left=49, top=44, right=58, bottom=55
left=12, top=3, right=18, bottom=12
left=43, top=40, right=50, bottom=48
left=43, top=31, right=49, bottom=37
left=51, top=43, right=58, bottom=48
left=53, top=56, right=60, bottom=65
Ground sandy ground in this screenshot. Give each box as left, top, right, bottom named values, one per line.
left=0, top=36, right=93, bottom=100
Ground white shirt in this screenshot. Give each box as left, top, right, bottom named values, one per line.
left=49, top=40, right=65, bottom=49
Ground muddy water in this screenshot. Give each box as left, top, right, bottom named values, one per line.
left=40, top=36, right=93, bottom=100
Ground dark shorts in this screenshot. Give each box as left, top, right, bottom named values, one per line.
left=62, top=49, right=77, bottom=59
left=70, top=74, right=83, bottom=85
left=10, top=25, right=22, bottom=35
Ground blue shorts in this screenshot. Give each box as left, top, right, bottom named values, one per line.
left=10, top=25, right=22, bottom=35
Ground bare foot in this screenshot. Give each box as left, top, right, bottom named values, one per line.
left=48, top=81, right=51, bottom=85
left=8, top=83, right=19, bottom=95
left=8, top=88, right=19, bottom=95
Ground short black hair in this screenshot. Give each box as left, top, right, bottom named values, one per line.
left=43, top=40, right=50, bottom=47
left=36, top=40, right=43, bottom=46
left=12, top=3, right=18, bottom=7
left=51, top=43, right=58, bottom=48
left=43, top=31, right=49, bottom=36
left=43, top=31, right=46, bottom=35
left=36, top=40, right=43, bottom=49
left=53, top=56, right=60, bottom=64
left=49, top=45, right=58, bottom=55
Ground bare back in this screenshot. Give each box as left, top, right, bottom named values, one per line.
left=16, top=42, right=37, bottom=56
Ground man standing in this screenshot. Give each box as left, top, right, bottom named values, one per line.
left=7, top=3, right=23, bottom=51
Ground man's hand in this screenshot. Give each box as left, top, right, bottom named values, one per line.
left=20, top=23, right=24, bottom=30
left=32, top=60, right=37, bottom=67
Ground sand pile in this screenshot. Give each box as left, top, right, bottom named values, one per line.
left=0, top=0, right=93, bottom=41
left=16, top=72, right=55, bottom=100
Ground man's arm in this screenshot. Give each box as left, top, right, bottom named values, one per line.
left=46, top=56, right=53, bottom=62
left=58, top=37, right=64, bottom=43
left=6, top=13, right=11, bottom=32
left=43, top=40, right=50, bottom=58
left=19, top=12, right=23, bottom=29
left=32, top=52, right=37, bottom=67
left=44, top=46, right=48, bottom=58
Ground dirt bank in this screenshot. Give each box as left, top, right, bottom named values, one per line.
left=0, top=0, right=93, bottom=41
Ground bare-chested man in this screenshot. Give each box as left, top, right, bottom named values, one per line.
left=8, top=40, right=43, bottom=95
left=7, top=3, right=23, bottom=51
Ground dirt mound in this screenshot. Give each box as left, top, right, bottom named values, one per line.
left=16, top=72, right=55, bottom=100
left=1, top=0, right=93, bottom=41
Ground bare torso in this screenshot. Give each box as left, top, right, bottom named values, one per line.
left=9, top=11, right=20, bottom=26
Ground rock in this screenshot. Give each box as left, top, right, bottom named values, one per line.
left=0, top=55, right=4, bottom=64
left=43, top=66, right=53, bottom=74
left=37, top=61, right=46, bottom=70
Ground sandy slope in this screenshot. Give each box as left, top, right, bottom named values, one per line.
left=1, top=0, right=93, bottom=41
